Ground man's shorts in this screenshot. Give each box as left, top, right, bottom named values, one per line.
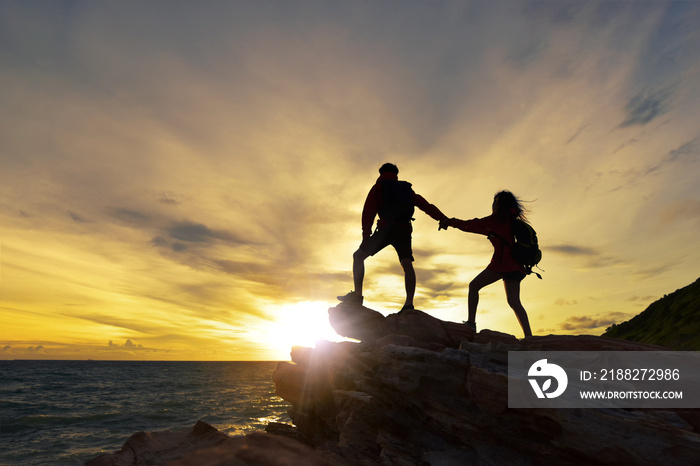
left=359, top=225, right=414, bottom=262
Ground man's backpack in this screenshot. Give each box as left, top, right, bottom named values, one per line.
left=379, top=180, right=415, bottom=223
left=511, top=219, right=543, bottom=279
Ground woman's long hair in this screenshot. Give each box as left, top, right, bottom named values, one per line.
left=493, top=190, right=529, bottom=223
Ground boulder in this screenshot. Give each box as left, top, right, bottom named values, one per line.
left=328, top=303, right=475, bottom=347
left=86, top=421, right=351, bottom=466
left=85, top=421, right=228, bottom=466
left=328, top=303, right=386, bottom=342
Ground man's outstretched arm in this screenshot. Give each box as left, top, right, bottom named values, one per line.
left=413, top=193, right=448, bottom=225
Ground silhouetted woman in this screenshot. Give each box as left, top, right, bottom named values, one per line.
left=446, top=191, right=533, bottom=337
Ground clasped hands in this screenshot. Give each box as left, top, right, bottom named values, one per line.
left=438, top=217, right=452, bottom=231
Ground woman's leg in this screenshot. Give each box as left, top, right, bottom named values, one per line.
left=468, top=269, right=502, bottom=324
left=504, top=278, right=532, bottom=337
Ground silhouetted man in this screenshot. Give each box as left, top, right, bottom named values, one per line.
left=338, top=163, right=447, bottom=311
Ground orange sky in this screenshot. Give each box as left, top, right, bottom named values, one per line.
left=1, top=1, right=699, bottom=360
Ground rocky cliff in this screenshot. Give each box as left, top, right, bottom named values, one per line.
left=89, top=303, right=700, bottom=465
left=272, top=303, right=700, bottom=465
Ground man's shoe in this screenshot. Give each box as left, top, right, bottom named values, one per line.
left=337, top=290, right=363, bottom=305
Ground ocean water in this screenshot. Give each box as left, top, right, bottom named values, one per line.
left=0, top=360, right=292, bottom=465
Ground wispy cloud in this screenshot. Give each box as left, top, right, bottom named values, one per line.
left=645, top=137, right=698, bottom=175
left=587, top=136, right=699, bottom=198
left=107, top=207, right=154, bottom=227
left=547, top=245, right=599, bottom=257
left=167, top=220, right=246, bottom=245
left=554, top=299, right=578, bottom=306
left=619, top=87, right=674, bottom=127
left=546, top=245, right=623, bottom=270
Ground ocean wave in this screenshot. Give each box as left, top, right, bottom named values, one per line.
left=0, top=361, right=291, bottom=466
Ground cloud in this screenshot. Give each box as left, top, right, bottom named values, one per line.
left=628, top=295, right=657, bottom=303
left=69, top=211, right=87, bottom=223
left=506, top=36, right=549, bottom=69
left=591, top=137, right=698, bottom=196
left=546, top=244, right=623, bottom=270
left=214, top=258, right=349, bottom=304
left=156, top=191, right=184, bottom=206
left=645, top=137, right=698, bottom=175
left=520, top=1, right=586, bottom=25
left=147, top=215, right=259, bottom=259
left=415, top=263, right=465, bottom=299
left=214, top=260, right=270, bottom=277
left=150, top=236, right=168, bottom=248
left=619, top=87, right=673, bottom=127
left=108, top=207, right=154, bottom=226
left=0, top=339, right=190, bottom=360
left=108, top=339, right=144, bottom=349
left=632, top=260, right=682, bottom=281
left=547, top=245, right=599, bottom=256
left=167, top=221, right=242, bottom=244
left=560, top=312, right=631, bottom=332
left=73, top=314, right=162, bottom=335
left=565, top=125, right=588, bottom=145
left=666, top=137, right=698, bottom=164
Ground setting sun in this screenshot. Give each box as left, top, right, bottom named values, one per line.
left=259, top=301, right=352, bottom=360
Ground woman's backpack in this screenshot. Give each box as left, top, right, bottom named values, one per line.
left=511, top=219, right=543, bottom=278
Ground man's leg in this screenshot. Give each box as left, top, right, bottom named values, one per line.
left=401, top=258, right=416, bottom=309
left=339, top=247, right=370, bottom=304
left=353, top=248, right=370, bottom=296
left=392, top=226, right=415, bottom=310
left=339, top=230, right=390, bottom=304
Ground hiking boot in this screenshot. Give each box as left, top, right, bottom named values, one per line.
left=463, top=321, right=476, bottom=331
left=337, top=290, right=363, bottom=305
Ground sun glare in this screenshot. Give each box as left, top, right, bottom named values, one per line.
left=261, top=301, right=350, bottom=359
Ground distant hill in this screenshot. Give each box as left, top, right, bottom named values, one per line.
left=603, top=277, right=700, bottom=350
